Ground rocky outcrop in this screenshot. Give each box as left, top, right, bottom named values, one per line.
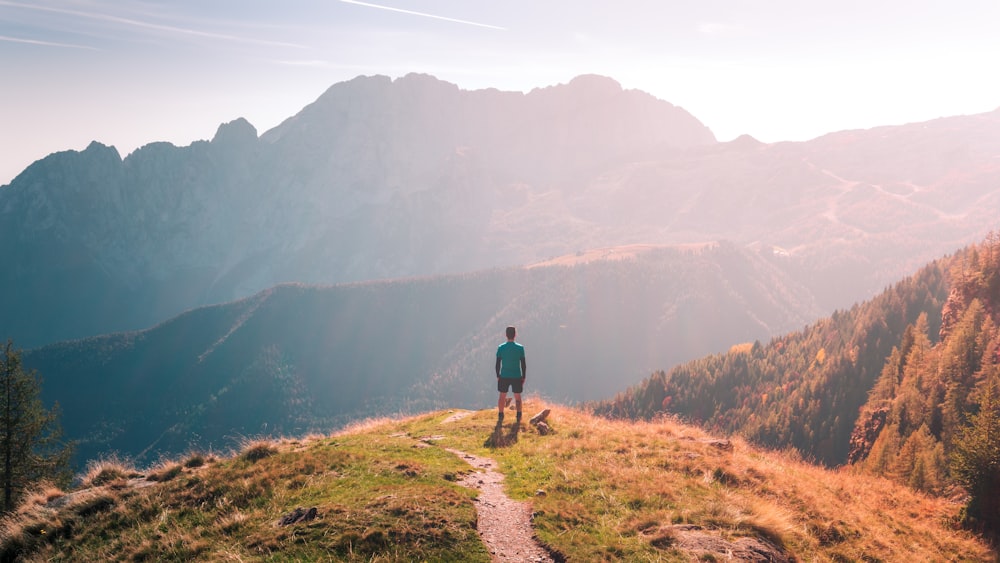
left=846, top=406, right=889, bottom=464
left=278, top=507, right=318, bottom=526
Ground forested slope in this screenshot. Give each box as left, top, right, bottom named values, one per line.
left=592, top=248, right=955, bottom=466
left=594, top=233, right=1000, bottom=535
left=848, top=234, right=1000, bottom=533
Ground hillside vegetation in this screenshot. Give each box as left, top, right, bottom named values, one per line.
left=2, top=401, right=992, bottom=562
left=24, top=243, right=821, bottom=467
left=594, top=234, right=1000, bottom=536
left=592, top=247, right=952, bottom=465
left=850, top=234, right=1000, bottom=531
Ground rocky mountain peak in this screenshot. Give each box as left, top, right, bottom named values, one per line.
left=212, top=118, right=258, bottom=147
left=725, top=134, right=765, bottom=150
left=566, top=74, right=624, bottom=95
left=84, top=140, right=121, bottom=156
left=395, top=72, right=462, bottom=93
left=312, top=74, right=394, bottom=109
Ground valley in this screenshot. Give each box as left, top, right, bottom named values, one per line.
left=1, top=73, right=999, bottom=557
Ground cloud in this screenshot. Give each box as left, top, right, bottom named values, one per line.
left=0, top=34, right=98, bottom=50
left=0, top=0, right=306, bottom=49
left=340, top=0, right=505, bottom=31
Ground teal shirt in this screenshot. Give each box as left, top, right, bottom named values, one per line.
left=496, top=341, right=525, bottom=379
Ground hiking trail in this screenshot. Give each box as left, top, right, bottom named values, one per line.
left=436, top=410, right=556, bottom=562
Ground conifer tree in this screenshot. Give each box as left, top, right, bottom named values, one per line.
left=0, top=340, right=73, bottom=512
left=950, top=373, right=1000, bottom=535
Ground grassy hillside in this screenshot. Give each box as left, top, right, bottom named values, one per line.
left=25, top=243, right=822, bottom=467
left=593, top=234, right=1000, bottom=537
left=2, top=401, right=992, bottom=561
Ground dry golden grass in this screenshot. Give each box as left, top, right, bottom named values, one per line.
left=14, top=482, right=66, bottom=517
left=79, top=454, right=141, bottom=488
left=333, top=413, right=421, bottom=436
left=405, top=401, right=997, bottom=561
left=145, top=461, right=184, bottom=482
left=1, top=400, right=995, bottom=562
left=237, top=438, right=280, bottom=463
left=1, top=414, right=485, bottom=562
left=181, top=450, right=214, bottom=468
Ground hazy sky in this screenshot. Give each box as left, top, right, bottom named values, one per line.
left=3, top=0, right=1000, bottom=185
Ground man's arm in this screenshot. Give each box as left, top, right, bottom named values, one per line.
left=496, top=357, right=502, bottom=378
left=520, top=357, right=526, bottom=380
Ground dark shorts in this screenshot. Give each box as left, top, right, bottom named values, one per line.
left=497, top=378, right=524, bottom=394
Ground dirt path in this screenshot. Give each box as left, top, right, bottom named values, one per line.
left=436, top=410, right=556, bottom=562
left=447, top=446, right=555, bottom=562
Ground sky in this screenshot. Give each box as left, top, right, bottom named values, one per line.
left=3, top=0, right=1000, bottom=185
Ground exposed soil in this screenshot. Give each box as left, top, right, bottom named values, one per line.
left=436, top=409, right=557, bottom=562
left=440, top=409, right=476, bottom=424
left=447, top=445, right=557, bottom=562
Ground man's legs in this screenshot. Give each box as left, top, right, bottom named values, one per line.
left=497, top=391, right=507, bottom=420
left=514, top=392, right=522, bottom=422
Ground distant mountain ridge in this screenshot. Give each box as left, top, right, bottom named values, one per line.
left=3, top=74, right=1000, bottom=347
left=0, top=73, right=714, bottom=347
left=23, top=243, right=822, bottom=466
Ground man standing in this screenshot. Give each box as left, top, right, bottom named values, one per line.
left=496, top=326, right=526, bottom=424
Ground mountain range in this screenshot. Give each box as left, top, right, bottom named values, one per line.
left=3, top=72, right=1000, bottom=555
left=25, top=242, right=822, bottom=466
left=0, top=73, right=711, bottom=347
left=3, top=73, right=999, bottom=348
left=4, top=72, right=1000, bottom=475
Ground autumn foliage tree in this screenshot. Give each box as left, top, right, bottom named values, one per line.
left=0, top=339, right=73, bottom=512
left=950, top=373, right=1000, bottom=536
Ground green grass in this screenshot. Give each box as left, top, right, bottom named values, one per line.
left=2, top=400, right=995, bottom=562
left=400, top=401, right=995, bottom=562
left=2, top=418, right=488, bottom=562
